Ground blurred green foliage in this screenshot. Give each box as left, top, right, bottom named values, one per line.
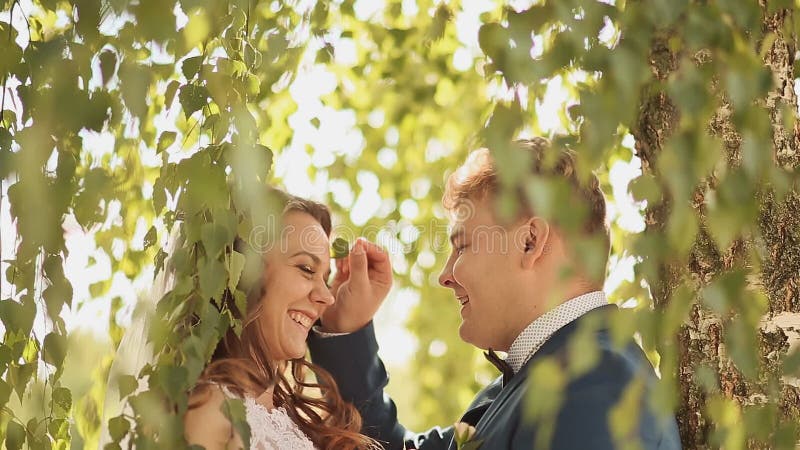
left=0, top=0, right=798, bottom=449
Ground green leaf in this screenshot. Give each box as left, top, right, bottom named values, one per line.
left=244, top=73, right=260, bottom=97
left=164, top=80, right=181, bottom=107
left=156, top=364, right=188, bottom=400
left=22, top=337, right=39, bottom=363
left=179, top=84, right=210, bottom=118
left=508, top=4, right=553, bottom=36
left=89, top=278, right=112, bottom=298
left=227, top=250, right=246, bottom=290
left=424, top=4, right=452, bottom=43
left=701, top=271, right=746, bottom=316
left=43, top=332, right=67, bottom=367
left=5, top=420, right=26, bottom=450
left=524, top=357, right=566, bottom=422
left=199, top=257, right=226, bottom=301
left=183, top=6, right=210, bottom=47
left=119, top=62, right=151, bottom=119
left=9, top=362, right=35, bottom=401
left=144, top=226, right=158, bottom=250
left=783, top=348, right=800, bottom=376
left=182, top=55, right=203, bottom=79
left=156, top=131, right=177, bottom=153
left=202, top=113, right=220, bottom=130
left=108, top=415, right=131, bottom=442
left=331, top=237, right=350, bottom=259
left=98, top=50, right=117, bottom=85
left=232, top=290, right=247, bottom=326
left=201, top=221, right=232, bottom=259
left=51, top=387, right=72, bottom=412
left=47, top=418, right=68, bottom=441
left=134, top=0, right=177, bottom=42
left=0, top=127, right=12, bottom=151
left=0, top=298, right=36, bottom=335
left=0, top=343, right=11, bottom=369
left=0, top=378, right=10, bottom=408
left=1, top=109, right=16, bottom=126
left=609, top=377, right=646, bottom=445
left=478, top=22, right=507, bottom=65
left=117, top=374, right=139, bottom=398
left=726, top=319, right=759, bottom=380
left=629, top=173, right=661, bottom=204
left=222, top=398, right=251, bottom=449
left=243, top=42, right=261, bottom=69
left=767, top=0, right=793, bottom=14
left=75, top=0, right=101, bottom=39
left=566, top=317, right=601, bottom=378
left=316, top=44, right=333, bottom=64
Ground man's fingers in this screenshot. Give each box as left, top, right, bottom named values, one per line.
left=362, top=240, right=392, bottom=284
left=347, top=239, right=370, bottom=284
left=335, top=256, right=348, bottom=278
left=330, top=257, right=349, bottom=293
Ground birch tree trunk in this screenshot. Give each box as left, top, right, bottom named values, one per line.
left=632, top=3, right=800, bottom=448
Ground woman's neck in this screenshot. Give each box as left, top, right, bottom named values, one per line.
left=254, top=385, right=275, bottom=410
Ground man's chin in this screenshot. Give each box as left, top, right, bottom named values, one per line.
left=459, top=325, right=503, bottom=350
left=458, top=324, right=482, bottom=348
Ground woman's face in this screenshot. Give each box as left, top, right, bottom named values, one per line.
left=258, top=211, right=334, bottom=361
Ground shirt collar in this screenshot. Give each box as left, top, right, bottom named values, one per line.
left=505, top=290, right=608, bottom=374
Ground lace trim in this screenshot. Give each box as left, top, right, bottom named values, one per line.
left=219, top=386, right=317, bottom=450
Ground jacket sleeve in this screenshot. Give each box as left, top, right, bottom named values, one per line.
left=307, top=322, right=452, bottom=450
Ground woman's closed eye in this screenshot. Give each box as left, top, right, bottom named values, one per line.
left=298, top=264, right=332, bottom=287
left=297, top=264, right=315, bottom=275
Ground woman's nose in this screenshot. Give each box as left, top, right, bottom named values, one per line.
left=311, top=282, right=335, bottom=305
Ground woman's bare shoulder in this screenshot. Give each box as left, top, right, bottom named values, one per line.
left=184, top=385, right=235, bottom=450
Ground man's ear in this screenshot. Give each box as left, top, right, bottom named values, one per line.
left=521, top=217, right=550, bottom=269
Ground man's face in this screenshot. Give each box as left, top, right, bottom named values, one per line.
left=437, top=196, right=536, bottom=351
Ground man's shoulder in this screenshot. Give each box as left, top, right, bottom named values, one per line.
left=471, top=375, right=504, bottom=405
left=517, top=308, right=657, bottom=394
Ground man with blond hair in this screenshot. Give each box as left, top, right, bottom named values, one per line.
left=310, top=138, right=681, bottom=449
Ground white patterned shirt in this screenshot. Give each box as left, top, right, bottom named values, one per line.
left=505, top=291, right=608, bottom=374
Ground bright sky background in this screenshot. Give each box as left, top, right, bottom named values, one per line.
left=0, top=0, right=644, bottom=368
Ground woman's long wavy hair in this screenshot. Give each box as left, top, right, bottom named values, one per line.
left=190, top=194, right=377, bottom=449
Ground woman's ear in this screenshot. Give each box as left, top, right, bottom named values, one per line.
left=521, top=217, right=550, bottom=270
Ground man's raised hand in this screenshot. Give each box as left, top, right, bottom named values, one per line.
left=323, top=238, right=393, bottom=333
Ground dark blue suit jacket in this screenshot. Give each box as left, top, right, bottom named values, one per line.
left=309, top=305, right=682, bottom=450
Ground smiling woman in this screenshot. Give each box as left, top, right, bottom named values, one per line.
left=182, top=192, right=378, bottom=450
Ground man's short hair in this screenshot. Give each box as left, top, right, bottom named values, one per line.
left=443, top=137, right=609, bottom=240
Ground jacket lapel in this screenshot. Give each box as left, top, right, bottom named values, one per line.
left=471, top=305, right=619, bottom=438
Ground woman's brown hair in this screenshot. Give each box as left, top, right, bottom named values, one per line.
left=190, top=193, right=377, bottom=449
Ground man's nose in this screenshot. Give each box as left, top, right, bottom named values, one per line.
left=438, top=260, right=455, bottom=288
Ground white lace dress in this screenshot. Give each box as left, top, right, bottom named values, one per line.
left=222, top=388, right=318, bottom=450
